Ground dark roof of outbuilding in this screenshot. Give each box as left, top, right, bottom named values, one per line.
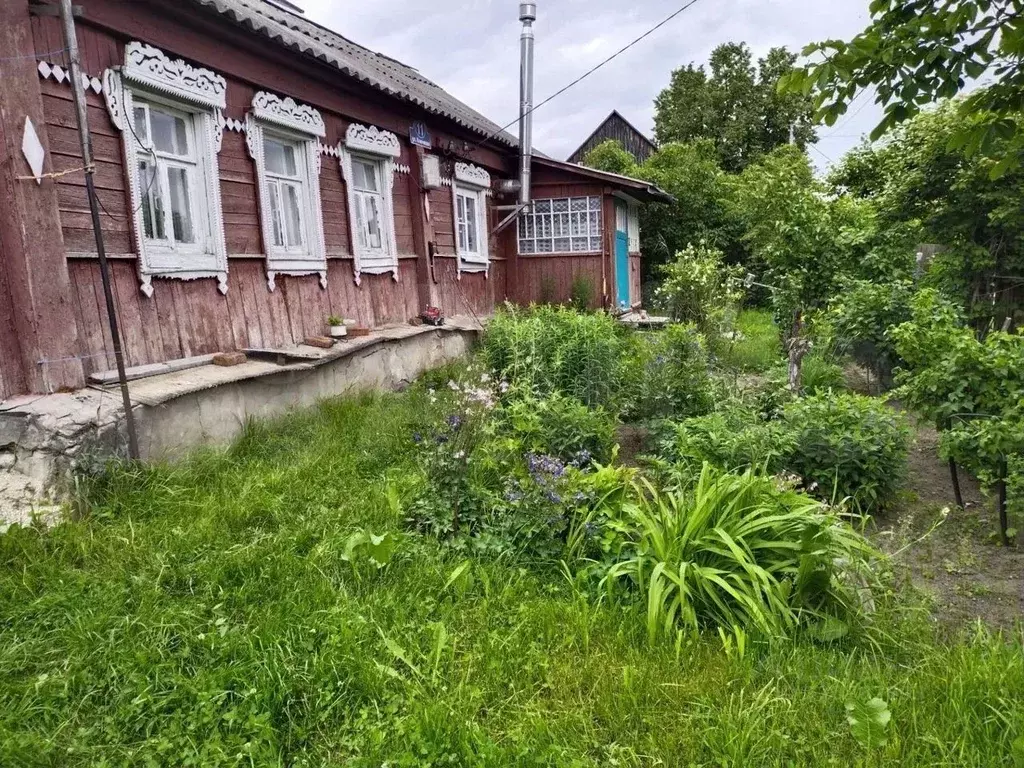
left=188, top=0, right=519, bottom=147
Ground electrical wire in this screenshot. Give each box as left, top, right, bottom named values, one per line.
left=471, top=0, right=707, bottom=152
left=0, top=46, right=70, bottom=62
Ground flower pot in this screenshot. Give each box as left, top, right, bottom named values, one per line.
left=329, top=325, right=347, bottom=338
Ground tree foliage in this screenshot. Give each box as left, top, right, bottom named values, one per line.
left=827, top=102, right=1024, bottom=317
left=581, top=139, right=638, bottom=176
left=655, top=42, right=818, bottom=172
left=783, top=0, right=1024, bottom=177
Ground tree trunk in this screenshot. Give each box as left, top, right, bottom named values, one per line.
left=786, top=310, right=810, bottom=393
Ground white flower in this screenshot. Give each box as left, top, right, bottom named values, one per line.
left=454, top=451, right=466, bottom=459
left=480, top=373, right=491, bottom=383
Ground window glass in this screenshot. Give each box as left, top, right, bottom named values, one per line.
left=138, top=159, right=164, bottom=240
left=353, top=160, right=378, bottom=192
left=264, top=137, right=298, bottom=177
left=518, top=196, right=602, bottom=255
left=167, top=166, right=194, bottom=243
left=133, top=106, right=149, bottom=144
left=283, top=184, right=303, bottom=248
left=363, top=195, right=382, bottom=249
left=150, top=108, right=189, bottom=157
left=464, top=194, right=477, bottom=253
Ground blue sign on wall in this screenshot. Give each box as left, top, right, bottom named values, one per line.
left=410, top=121, right=432, bottom=148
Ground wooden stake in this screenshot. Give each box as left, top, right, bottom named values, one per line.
left=59, top=0, right=139, bottom=459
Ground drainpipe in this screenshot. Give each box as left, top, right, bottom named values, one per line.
left=518, top=2, right=536, bottom=206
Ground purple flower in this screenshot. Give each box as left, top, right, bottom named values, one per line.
left=412, top=432, right=423, bottom=444
left=446, top=414, right=463, bottom=431
left=435, top=434, right=449, bottom=444
left=545, top=490, right=562, bottom=505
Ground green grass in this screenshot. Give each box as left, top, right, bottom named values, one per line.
left=718, top=309, right=783, bottom=373
left=1, top=386, right=1023, bottom=766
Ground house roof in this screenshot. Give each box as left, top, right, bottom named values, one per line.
left=567, top=110, right=658, bottom=163
left=533, top=157, right=673, bottom=204
left=187, top=0, right=519, bottom=147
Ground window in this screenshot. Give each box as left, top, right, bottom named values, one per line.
left=103, top=41, right=229, bottom=297
left=456, top=189, right=479, bottom=254
left=351, top=156, right=386, bottom=254
left=133, top=101, right=202, bottom=249
left=264, top=136, right=305, bottom=249
left=518, top=196, right=602, bottom=255
left=340, top=123, right=401, bottom=284
left=627, top=202, right=640, bottom=252
left=247, top=91, right=327, bottom=291
left=452, top=162, right=490, bottom=272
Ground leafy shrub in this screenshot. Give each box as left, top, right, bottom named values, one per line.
left=783, top=393, right=910, bottom=513
left=655, top=242, right=744, bottom=335
left=800, top=352, right=847, bottom=394
left=601, top=464, right=879, bottom=641
left=661, top=407, right=794, bottom=475
left=483, top=305, right=626, bottom=409
left=499, top=391, right=616, bottom=465
left=622, top=324, right=716, bottom=420
left=570, top=275, right=596, bottom=311
left=828, top=279, right=914, bottom=386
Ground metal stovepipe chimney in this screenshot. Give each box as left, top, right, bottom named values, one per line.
left=518, top=2, right=536, bottom=206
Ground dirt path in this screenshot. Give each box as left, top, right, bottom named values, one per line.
left=873, top=418, right=1023, bottom=631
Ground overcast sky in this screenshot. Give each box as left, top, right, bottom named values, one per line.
left=300, top=0, right=881, bottom=172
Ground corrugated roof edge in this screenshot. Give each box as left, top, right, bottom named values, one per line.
left=188, top=0, right=519, bottom=147
left=534, top=157, right=674, bottom=204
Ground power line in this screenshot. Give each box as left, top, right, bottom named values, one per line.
left=474, top=0, right=707, bottom=151
left=806, top=143, right=831, bottom=164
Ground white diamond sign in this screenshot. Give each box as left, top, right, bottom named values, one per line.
left=21, top=116, right=45, bottom=185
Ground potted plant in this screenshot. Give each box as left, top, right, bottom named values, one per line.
left=327, top=315, right=347, bottom=338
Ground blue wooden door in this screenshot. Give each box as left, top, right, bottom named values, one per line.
left=614, top=203, right=630, bottom=310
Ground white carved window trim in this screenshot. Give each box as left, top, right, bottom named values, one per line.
left=627, top=202, right=640, bottom=252
left=452, top=162, right=490, bottom=275
left=246, top=92, right=328, bottom=291
left=339, top=123, right=401, bottom=285
left=102, top=42, right=229, bottom=297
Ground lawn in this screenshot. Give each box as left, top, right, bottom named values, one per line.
left=1, top=380, right=1022, bottom=766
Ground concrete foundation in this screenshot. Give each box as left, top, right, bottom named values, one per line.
left=0, top=323, right=477, bottom=526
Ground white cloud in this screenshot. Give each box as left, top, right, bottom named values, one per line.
left=299, top=0, right=883, bottom=170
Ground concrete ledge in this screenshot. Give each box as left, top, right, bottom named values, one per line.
left=0, top=319, right=481, bottom=526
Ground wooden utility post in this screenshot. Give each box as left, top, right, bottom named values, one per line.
left=58, top=0, right=139, bottom=459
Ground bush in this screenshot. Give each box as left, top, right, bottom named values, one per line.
left=828, top=279, right=914, bottom=386
left=601, top=464, right=879, bottom=641
left=783, top=393, right=910, bottom=513
left=661, top=407, right=794, bottom=475
left=800, top=352, right=847, bottom=394
left=569, top=275, right=596, bottom=311
left=655, top=242, right=744, bottom=335
left=500, top=391, right=616, bottom=465
left=483, top=305, right=626, bottom=409
left=622, top=324, right=716, bottom=421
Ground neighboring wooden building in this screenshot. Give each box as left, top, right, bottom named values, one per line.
left=0, top=0, right=669, bottom=401
left=567, top=111, right=658, bottom=165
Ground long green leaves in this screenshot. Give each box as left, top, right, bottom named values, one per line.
left=602, top=464, right=879, bottom=642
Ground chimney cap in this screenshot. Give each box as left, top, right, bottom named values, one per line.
left=519, top=2, right=537, bottom=22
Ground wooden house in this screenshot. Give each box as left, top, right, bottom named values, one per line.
left=0, top=0, right=669, bottom=401
left=567, top=110, right=658, bottom=165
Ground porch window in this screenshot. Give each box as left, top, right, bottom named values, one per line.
left=452, top=162, right=491, bottom=272
left=103, top=41, right=229, bottom=296
left=340, top=123, right=402, bottom=283
left=246, top=91, right=328, bottom=291
left=627, top=203, right=640, bottom=252
left=518, top=196, right=602, bottom=255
